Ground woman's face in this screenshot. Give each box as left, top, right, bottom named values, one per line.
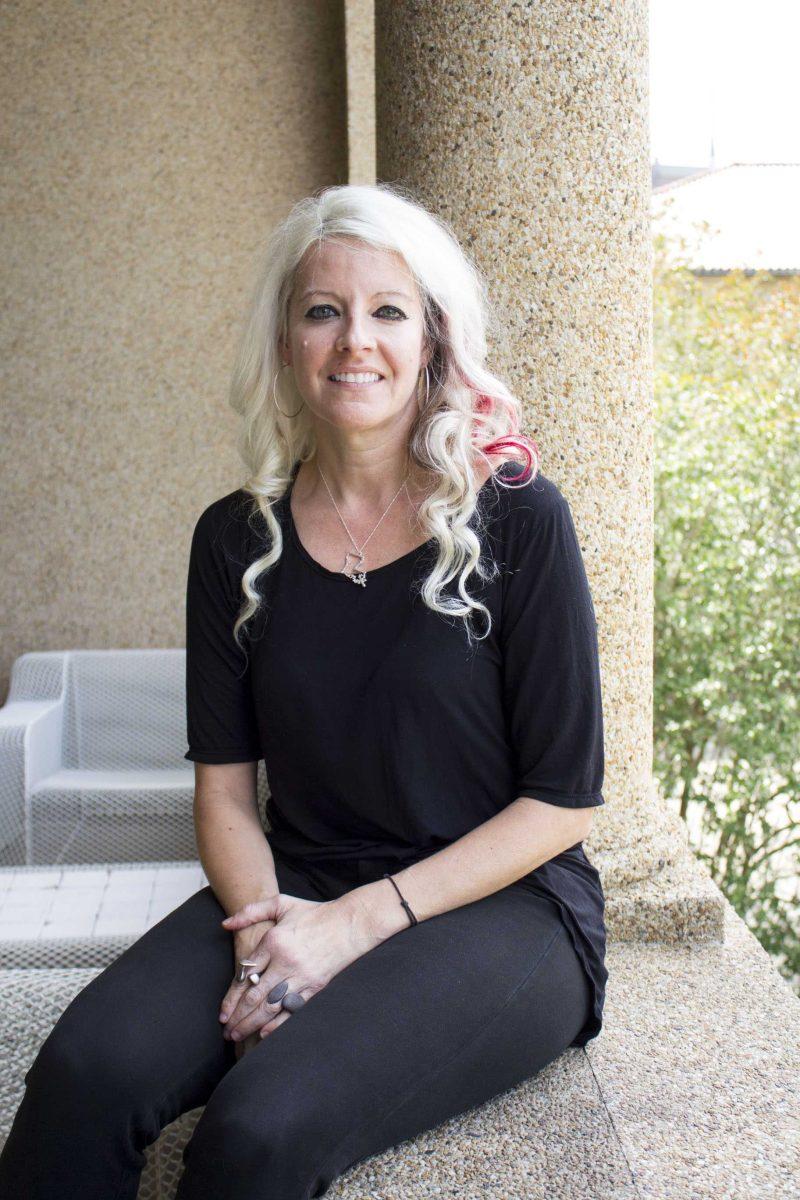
left=282, top=238, right=430, bottom=436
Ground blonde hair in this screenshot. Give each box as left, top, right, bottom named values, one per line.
left=229, top=182, right=540, bottom=654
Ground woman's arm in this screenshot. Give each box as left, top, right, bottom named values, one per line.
left=339, top=484, right=605, bottom=947
left=340, top=796, right=595, bottom=946
left=193, top=761, right=280, bottom=915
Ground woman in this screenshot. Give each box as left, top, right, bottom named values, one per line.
left=0, top=182, right=607, bottom=1199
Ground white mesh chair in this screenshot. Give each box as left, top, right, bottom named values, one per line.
left=0, top=650, right=200, bottom=865
left=0, top=649, right=274, bottom=1198
left=0, top=648, right=271, bottom=867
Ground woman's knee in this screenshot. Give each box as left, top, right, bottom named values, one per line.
left=27, top=972, right=158, bottom=1109
left=179, top=1061, right=340, bottom=1197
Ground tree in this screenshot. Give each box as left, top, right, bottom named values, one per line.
left=653, top=217, right=800, bottom=988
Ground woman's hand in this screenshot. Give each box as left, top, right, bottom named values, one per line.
left=218, top=892, right=376, bottom=1046
left=223, top=920, right=276, bottom=1061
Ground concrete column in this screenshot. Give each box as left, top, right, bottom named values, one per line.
left=375, top=1, right=716, bottom=936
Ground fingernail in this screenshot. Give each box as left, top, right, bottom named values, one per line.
left=219, top=1012, right=228, bottom=1023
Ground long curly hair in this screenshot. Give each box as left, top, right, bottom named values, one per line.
left=229, top=182, right=540, bottom=653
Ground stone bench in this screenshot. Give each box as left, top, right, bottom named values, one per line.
left=1, top=893, right=796, bottom=1199
left=0, top=964, right=622, bottom=1200
left=0, top=657, right=796, bottom=1197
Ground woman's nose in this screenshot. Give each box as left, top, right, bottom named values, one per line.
left=336, top=313, right=376, bottom=351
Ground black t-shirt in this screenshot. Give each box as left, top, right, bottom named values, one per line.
left=184, top=461, right=608, bottom=1046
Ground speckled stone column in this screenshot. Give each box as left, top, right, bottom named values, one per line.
left=375, top=2, right=715, bottom=938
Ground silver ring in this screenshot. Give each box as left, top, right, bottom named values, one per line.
left=236, top=959, right=261, bottom=986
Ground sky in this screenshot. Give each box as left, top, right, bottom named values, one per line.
left=649, top=0, right=800, bottom=166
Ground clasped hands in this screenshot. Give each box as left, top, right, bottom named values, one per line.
left=217, top=891, right=380, bottom=1059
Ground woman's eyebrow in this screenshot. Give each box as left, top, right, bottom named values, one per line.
left=299, top=289, right=413, bottom=302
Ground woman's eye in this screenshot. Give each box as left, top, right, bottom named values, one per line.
left=304, top=304, right=406, bottom=320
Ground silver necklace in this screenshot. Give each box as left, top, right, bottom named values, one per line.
left=317, top=464, right=411, bottom=587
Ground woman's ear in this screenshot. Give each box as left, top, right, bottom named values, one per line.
left=277, top=311, right=293, bottom=366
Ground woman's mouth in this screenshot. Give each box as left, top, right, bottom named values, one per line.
left=327, top=372, right=384, bottom=388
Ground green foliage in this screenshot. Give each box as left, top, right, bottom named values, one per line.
left=653, top=223, right=800, bottom=990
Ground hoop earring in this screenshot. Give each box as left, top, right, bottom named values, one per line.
left=273, top=363, right=305, bottom=418
left=417, top=365, right=430, bottom=412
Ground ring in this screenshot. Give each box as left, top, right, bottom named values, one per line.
left=267, top=977, right=306, bottom=1013
left=236, top=959, right=261, bottom=985
left=282, top=992, right=306, bottom=1013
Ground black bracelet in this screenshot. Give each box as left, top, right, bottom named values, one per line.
left=382, top=873, right=418, bottom=927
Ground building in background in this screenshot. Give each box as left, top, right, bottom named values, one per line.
left=653, top=162, right=800, bottom=274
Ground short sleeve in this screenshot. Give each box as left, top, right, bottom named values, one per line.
left=184, top=495, right=262, bottom=764
left=500, top=479, right=605, bottom=808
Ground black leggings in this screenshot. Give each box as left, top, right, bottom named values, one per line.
left=0, top=851, right=591, bottom=1200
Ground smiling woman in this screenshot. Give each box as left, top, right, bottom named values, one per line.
left=220, top=189, right=543, bottom=642
left=274, top=234, right=453, bottom=574
left=282, top=238, right=433, bottom=456
left=0, top=183, right=606, bottom=1200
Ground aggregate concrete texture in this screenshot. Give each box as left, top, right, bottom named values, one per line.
left=1, top=1, right=349, bottom=691
left=375, top=1, right=662, bottom=910
left=326, top=902, right=798, bottom=1200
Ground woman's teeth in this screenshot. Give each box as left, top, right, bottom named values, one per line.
left=328, top=373, right=383, bottom=384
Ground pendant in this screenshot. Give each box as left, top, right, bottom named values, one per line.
left=342, top=550, right=368, bottom=587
